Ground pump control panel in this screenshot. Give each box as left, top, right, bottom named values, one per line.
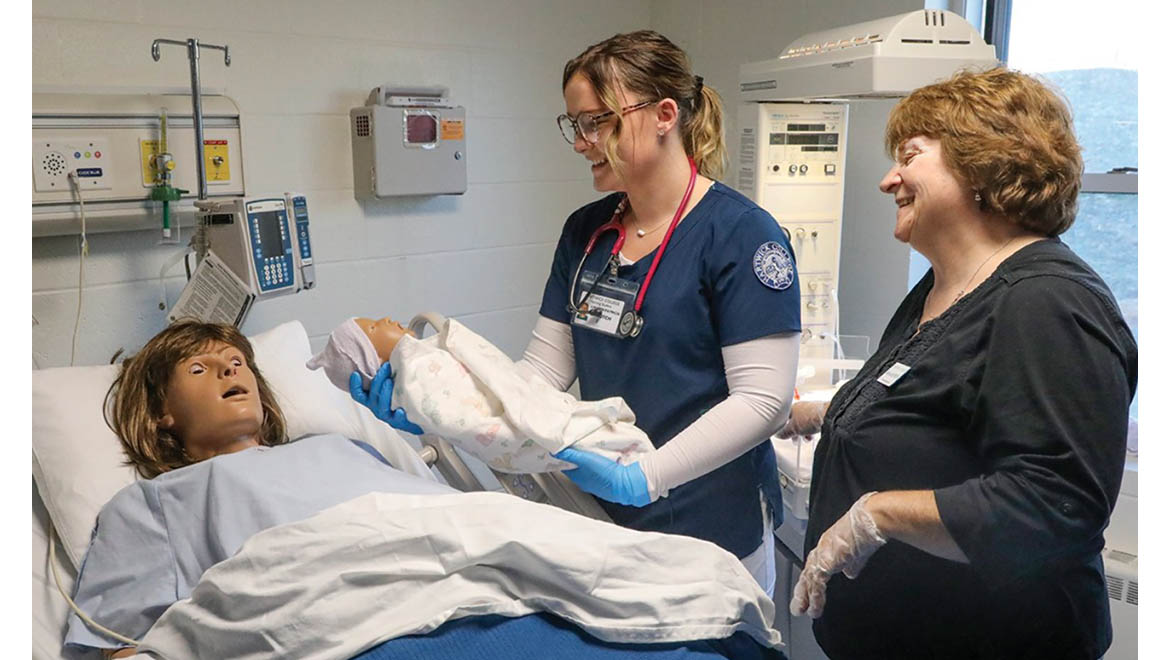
left=738, top=102, right=848, bottom=387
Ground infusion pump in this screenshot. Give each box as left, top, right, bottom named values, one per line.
left=168, top=194, right=315, bottom=326
left=738, top=103, right=848, bottom=386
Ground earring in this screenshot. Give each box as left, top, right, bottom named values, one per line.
left=973, top=191, right=982, bottom=202
left=657, top=128, right=665, bottom=137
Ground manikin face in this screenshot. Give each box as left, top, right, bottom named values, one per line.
left=562, top=73, right=659, bottom=192
left=159, top=341, right=263, bottom=460
left=356, top=317, right=416, bottom=362
left=878, top=135, right=971, bottom=245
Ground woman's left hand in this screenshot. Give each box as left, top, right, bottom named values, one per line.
left=790, top=492, right=887, bottom=619
left=554, top=447, right=651, bottom=507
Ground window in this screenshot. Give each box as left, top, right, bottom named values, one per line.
left=920, top=0, right=1138, bottom=443
left=999, top=0, right=1139, bottom=432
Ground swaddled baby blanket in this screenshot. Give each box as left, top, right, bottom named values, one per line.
left=390, top=319, right=654, bottom=473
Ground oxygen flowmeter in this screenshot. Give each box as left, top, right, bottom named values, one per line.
left=147, top=107, right=187, bottom=241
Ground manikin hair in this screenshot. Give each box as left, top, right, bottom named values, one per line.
left=105, top=320, right=288, bottom=479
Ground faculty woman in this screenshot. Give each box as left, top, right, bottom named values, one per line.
left=785, top=68, right=1137, bottom=659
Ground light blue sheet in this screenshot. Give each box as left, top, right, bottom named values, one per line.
left=64, top=434, right=455, bottom=652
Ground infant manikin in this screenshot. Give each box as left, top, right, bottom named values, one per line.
left=307, top=317, right=655, bottom=473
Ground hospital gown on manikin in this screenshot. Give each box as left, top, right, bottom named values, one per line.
left=389, top=319, right=654, bottom=473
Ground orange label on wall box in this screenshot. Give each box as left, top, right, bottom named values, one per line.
left=441, top=119, right=465, bottom=140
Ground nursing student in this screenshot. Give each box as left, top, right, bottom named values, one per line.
left=354, top=30, right=802, bottom=594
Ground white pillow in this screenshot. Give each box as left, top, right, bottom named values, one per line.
left=32, top=320, right=432, bottom=570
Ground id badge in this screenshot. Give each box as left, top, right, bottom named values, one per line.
left=572, top=269, right=640, bottom=338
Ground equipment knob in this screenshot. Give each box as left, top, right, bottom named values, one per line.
left=799, top=163, right=808, bottom=174
left=788, top=164, right=798, bottom=175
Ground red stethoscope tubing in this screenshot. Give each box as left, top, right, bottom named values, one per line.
left=583, top=211, right=627, bottom=256
left=573, top=158, right=698, bottom=315
left=635, top=158, right=696, bottom=312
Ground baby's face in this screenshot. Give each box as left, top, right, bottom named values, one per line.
left=355, top=317, right=416, bottom=361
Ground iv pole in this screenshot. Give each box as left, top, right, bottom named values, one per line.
left=151, top=37, right=231, bottom=201
left=150, top=38, right=231, bottom=311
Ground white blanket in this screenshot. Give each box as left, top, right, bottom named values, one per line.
left=391, top=319, right=655, bottom=472
left=136, top=491, right=782, bottom=659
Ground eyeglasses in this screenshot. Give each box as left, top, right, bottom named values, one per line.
left=556, top=100, right=658, bottom=145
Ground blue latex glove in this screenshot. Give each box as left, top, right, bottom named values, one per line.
left=349, top=362, right=424, bottom=435
left=554, top=446, right=651, bottom=507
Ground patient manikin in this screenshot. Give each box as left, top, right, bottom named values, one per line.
left=308, top=317, right=655, bottom=473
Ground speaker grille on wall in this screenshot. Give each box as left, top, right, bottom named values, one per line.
left=42, top=152, right=67, bottom=177
left=354, top=114, right=370, bottom=137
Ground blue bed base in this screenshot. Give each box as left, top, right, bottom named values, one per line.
left=351, top=611, right=786, bottom=660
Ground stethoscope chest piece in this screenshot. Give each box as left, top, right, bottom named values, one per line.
left=619, top=311, right=638, bottom=337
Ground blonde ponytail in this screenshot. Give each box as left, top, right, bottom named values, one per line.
left=685, top=84, right=727, bottom=180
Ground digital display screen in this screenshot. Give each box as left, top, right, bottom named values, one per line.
left=786, top=123, right=826, bottom=132
left=786, top=133, right=838, bottom=145
left=254, top=211, right=284, bottom=258
left=405, top=113, right=438, bottom=144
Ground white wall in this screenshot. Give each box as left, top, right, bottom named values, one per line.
left=31, top=0, right=652, bottom=367
left=31, top=0, right=923, bottom=369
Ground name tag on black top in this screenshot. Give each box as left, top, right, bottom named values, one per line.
left=877, top=362, right=910, bottom=387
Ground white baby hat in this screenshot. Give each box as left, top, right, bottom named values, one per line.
left=306, top=318, right=384, bottom=391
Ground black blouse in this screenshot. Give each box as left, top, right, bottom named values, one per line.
left=805, top=239, right=1137, bottom=659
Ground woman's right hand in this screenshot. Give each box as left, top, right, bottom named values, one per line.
left=349, top=363, right=424, bottom=435
left=777, top=401, right=828, bottom=439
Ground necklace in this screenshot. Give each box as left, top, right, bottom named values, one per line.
left=631, top=214, right=674, bottom=238
left=950, top=236, right=1015, bottom=304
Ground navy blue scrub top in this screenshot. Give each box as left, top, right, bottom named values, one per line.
left=539, top=182, right=801, bottom=558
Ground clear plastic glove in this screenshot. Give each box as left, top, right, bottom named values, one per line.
left=790, top=491, right=887, bottom=619
left=349, top=362, right=424, bottom=435
left=553, top=446, right=651, bottom=507
left=778, top=400, right=828, bottom=439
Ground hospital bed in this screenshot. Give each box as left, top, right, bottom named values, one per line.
left=32, top=319, right=784, bottom=659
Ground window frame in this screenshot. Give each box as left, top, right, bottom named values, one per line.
left=982, top=0, right=1139, bottom=195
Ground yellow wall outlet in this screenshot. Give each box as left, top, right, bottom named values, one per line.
left=203, top=140, right=231, bottom=182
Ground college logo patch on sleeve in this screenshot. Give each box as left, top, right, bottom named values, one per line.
left=753, top=241, right=795, bottom=290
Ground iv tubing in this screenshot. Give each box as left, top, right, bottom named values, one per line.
left=48, top=525, right=141, bottom=648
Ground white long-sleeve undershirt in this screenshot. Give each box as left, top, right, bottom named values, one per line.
left=513, top=315, right=577, bottom=391
left=515, top=316, right=799, bottom=501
